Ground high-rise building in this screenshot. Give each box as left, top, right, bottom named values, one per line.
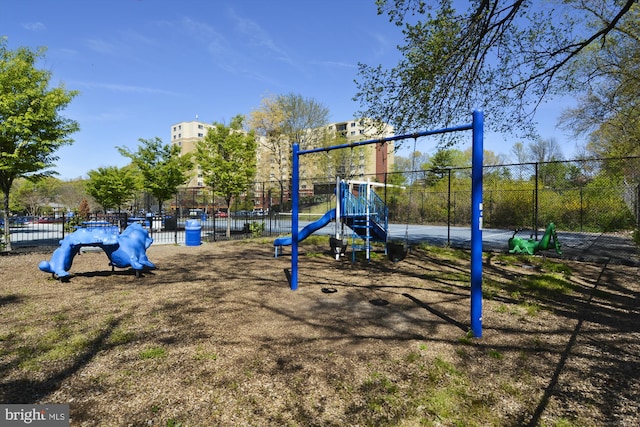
left=170, top=120, right=215, bottom=188
left=170, top=118, right=394, bottom=190
left=324, top=119, right=395, bottom=182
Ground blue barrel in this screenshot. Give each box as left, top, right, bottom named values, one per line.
left=185, top=219, right=201, bottom=246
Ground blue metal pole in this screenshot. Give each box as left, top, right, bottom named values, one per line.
left=290, top=144, right=300, bottom=290
left=470, top=110, right=484, bottom=337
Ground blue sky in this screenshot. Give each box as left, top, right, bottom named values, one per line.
left=2, top=0, right=581, bottom=180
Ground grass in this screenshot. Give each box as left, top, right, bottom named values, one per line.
left=138, top=346, right=167, bottom=359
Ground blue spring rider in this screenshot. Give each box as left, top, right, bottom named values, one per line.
left=39, top=222, right=155, bottom=280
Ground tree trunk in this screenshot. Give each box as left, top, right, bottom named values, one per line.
left=225, top=196, right=232, bottom=239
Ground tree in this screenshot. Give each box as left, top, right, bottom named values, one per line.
left=118, top=137, right=193, bottom=215
left=77, top=198, right=91, bottom=220
left=355, top=0, right=637, bottom=138
left=422, top=148, right=469, bottom=186
left=315, top=130, right=368, bottom=182
left=85, top=166, right=139, bottom=212
left=510, top=142, right=530, bottom=179
left=195, top=115, right=257, bottom=238
left=249, top=93, right=330, bottom=208
left=57, top=179, right=88, bottom=214
left=558, top=5, right=639, bottom=185
left=12, top=178, right=58, bottom=217
left=528, top=138, right=564, bottom=164
left=527, top=138, right=582, bottom=188
left=0, top=40, right=79, bottom=250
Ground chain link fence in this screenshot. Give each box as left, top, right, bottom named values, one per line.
left=6, top=157, right=639, bottom=264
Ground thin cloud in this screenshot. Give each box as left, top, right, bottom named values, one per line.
left=176, top=15, right=280, bottom=82
left=227, top=8, right=296, bottom=67
left=85, top=38, right=119, bottom=55
left=23, top=22, right=46, bottom=31
left=311, top=60, right=357, bottom=69
left=369, top=31, right=394, bottom=56
left=74, top=81, right=180, bottom=96
left=178, top=17, right=228, bottom=49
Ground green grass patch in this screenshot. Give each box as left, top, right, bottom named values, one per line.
left=139, top=346, right=167, bottom=359
left=300, top=235, right=330, bottom=246
left=342, top=354, right=499, bottom=426
left=417, top=243, right=471, bottom=261
left=304, top=251, right=324, bottom=258
left=519, top=274, right=575, bottom=297
left=493, top=253, right=573, bottom=277
left=194, top=345, right=217, bottom=361
left=108, top=328, right=137, bottom=346
left=488, top=349, right=504, bottom=360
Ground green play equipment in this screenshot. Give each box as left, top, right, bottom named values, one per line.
left=508, top=223, right=562, bottom=255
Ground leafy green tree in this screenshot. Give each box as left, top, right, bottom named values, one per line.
left=422, top=148, right=469, bottom=186
left=355, top=0, right=637, bottom=137
left=118, top=137, right=193, bottom=215
left=195, top=115, right=257, bottom=238
left=12, top=178, right=52, bottom=216
left=0, top=40, right=79, bottom=250
left=85, top=166, right=139, bottom=212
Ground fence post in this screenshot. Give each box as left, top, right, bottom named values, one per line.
left=447, top=168, right=451, bottom=246
left=637, top=184, right=640, bottom=228
left=580, top=187, right=584, bottom=232
left=174, top=193, right=179, bottom=245
left=534, top=162, right=539, bottom=240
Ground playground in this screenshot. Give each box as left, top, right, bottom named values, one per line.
left=1, top=238, right=638, bottom=425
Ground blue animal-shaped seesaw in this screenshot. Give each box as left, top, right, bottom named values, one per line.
left=39, top=222, right=155, bottom=280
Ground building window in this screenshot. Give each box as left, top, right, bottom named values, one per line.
left=351, top=122, right=356, bottom=127
left=198, top=133, right=204, bottom=137
left=198, top=124, right=204, bottom=129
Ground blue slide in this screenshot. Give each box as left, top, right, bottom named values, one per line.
left=274, top=209, right=336, bottom=246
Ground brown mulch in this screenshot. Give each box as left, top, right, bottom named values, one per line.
left=1, top=240, right=639, bottom=426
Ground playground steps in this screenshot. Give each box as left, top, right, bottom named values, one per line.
left=341, top=183, right=388, bottom=244
left=350, top=216, right=372, bottom=262
left=344, top=215, right=387, bottom=242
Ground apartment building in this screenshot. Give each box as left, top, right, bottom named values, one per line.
left=170, top=120, right=214, bottom=187
left=170, top=118, right=395, bottom=190
left=325, top=119, right=395, bottom=182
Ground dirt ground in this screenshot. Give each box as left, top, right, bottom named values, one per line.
left=1, top=239, right=639, bottom=426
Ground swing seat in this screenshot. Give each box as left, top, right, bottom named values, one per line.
left=387, top=241, right=409, bottom=262
left=330, top=237, right=348, bottom=256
